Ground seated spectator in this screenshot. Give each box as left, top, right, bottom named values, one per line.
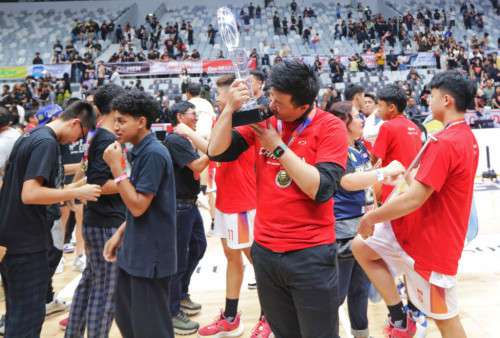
left=33, top=52, right=43, bottom=65
left=405, top=97, right=420, bottom=117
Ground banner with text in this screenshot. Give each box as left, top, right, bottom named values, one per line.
left=150, top=60, right=203, bottom=75
left=0, top=66, right=27, bottom=79
left=202, top=58, right=257, bottom=74
left=27, top=64, right=72, bottom=79
left=104, top=62, right=150, bottom=76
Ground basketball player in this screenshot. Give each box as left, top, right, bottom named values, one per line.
left=352, top=70, right=479, bottom=338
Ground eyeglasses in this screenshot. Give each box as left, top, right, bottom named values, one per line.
left=182, top=111, right=199, bottom=118
left=78, top=120, right=85, bottom=139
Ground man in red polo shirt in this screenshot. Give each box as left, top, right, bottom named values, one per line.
left=370, top=84, right=422, bottom=202
left=208, top=61, right=348, bottom=337
left=353, top=70, right=479, bottom=338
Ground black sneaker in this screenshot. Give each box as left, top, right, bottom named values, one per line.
left=180, top=294, right=202, bottom=316
left=172, top=310, right=199, bottom=335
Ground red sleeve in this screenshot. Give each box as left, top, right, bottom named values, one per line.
left=235, top=125, right=256, bottom=147
left=315, top=116, right=348, bottom=169
left=371, top=122, right=389, bottom=160
left=414, top=139, right=451, bottom=192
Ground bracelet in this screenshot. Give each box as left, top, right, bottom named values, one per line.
left=114, top=174, right=128, bottom=184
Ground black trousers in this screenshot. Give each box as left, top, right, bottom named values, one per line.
left=251, top=242, right=340, bottom=338
left=114, top=268, right=174, bottom=338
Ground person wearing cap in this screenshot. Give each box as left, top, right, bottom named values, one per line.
left=33, top=52, right=44, bottom=65
left=0, top=101, right=101, bottom=337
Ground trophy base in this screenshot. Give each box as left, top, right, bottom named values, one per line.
left=232, top=108, right=269, bottom=127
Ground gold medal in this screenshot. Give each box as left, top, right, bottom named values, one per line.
left=276, top=169, right=292, bottom=188
left=81, top=161, right=87, bottom=172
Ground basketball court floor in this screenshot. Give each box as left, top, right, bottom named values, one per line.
left=2, top=179, right=499, bottom=337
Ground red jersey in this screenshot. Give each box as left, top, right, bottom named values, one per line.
left=215, top=145, right=257, bottom=214
left=371, top=115, right=422, bottom=201
left=392, top=123, right=479, bottom=276
left=238, top=109, right=348, bottom=252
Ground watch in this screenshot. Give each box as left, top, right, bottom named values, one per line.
left=374, top=169, right=384, bottom=182
left=273, top=144, right=288, bottom=158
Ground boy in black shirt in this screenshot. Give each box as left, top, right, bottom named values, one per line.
left=65, top=84, right=126, bottom=337
left=164, top=101, right=209, bottom=335
left=0, top=101, right=100, bottom=337
left=102, top=92, right=176, bottom=337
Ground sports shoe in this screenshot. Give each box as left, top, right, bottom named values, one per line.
left=197, top=310, right=244, bottom=337
left=59, top=317, right=68, bottom=331
left=405, top=306, right=428, bottom=338
left=63, top=243, right=74, bottom=253
left=250, top=316, right=273, bottom=338
left=0, top=315, right=5, bottom=335
left=247, top=276, right=257, bottom=290
left=72, top=255, right=86, bottom=272
left=181, top=294, right=202, bottom=316
left=172, top=310, right=200, bottom=335
left=55, top=256, right=65, bottom=274
left=383, top=313, right=417, bottom=338
left=46, top=293, right=71, bottom=319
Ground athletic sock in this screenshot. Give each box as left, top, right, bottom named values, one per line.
left=406, top=300, right=420, bottom=316
left=211, top=218, right=214, bottom=230
left=224, top=298, right=239, bottom=321
left=201, top=185, right=207, bottom=195
left=387, top=301, right=407, bottom=329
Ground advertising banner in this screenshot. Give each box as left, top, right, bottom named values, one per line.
left=150, top=60, right=202, bottom=75
left=202, top=58, right=257, bottom=74
left=0, top=66, right=28, bottom=79
left=27, top=64, right=71, bottom=79
left=104, top=62, right=150, bottom=76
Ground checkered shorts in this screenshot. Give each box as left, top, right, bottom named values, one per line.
left=65, top=225, right=119, bottom=338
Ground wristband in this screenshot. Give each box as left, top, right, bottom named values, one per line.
left=374, top=169, right=384, bottom=182
left=114, top=174, right=128, bottom=184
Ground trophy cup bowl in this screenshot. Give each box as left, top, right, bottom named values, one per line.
left=217, top=7, right=273, bottom=126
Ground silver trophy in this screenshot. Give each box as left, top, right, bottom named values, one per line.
left=217, top=7, right=272, bottom=126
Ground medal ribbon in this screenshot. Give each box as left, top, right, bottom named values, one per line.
left=445, top=118, right=466, bottom=130
left=276, top=104, right=316, bottom=147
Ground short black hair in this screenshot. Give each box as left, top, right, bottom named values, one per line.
left=111, top=92, right=160, bottom=129
left=168, top=101, right=196, bottom=126
left=250, top=69, right=265, bottom=83
left=365, top=92, right=378, bottom=103
left=377, top=84, right=407, bottom=114
left=60, top=101, right=97, bottom=129
left=94, top=84, right=125, bottom=115
left=187, top=83, right=201, bottom=96
left=429, top=70, right=476, bottom=112
left=216, top=74, right=236, bottom=88
left=344, top=83, right=365, bottom=101
left=0, top=106, right=11, bottom=127
left=268, top=60, right=320, bottom=107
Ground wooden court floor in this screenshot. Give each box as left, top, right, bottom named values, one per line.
left=1, top=180, right=499, bottom=337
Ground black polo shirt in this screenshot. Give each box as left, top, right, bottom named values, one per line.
left=117, top=133, right=177, bottom=279
left=164, top=132, right=200, bottom=199
left=0, top=126, right=63, bottom=254
left=83, top=128, right=126, bottom=228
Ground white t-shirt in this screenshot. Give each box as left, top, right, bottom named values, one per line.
left=0, top=127, right=21, bottom=182
left=189, top=97, right=216, bottom=139
left=110, top=71, right=121, bottom=86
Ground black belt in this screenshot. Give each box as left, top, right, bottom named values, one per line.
left=176, top=198, right=197, bottom=205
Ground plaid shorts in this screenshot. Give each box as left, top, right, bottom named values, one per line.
left=0, top=251, right=49, bottom=337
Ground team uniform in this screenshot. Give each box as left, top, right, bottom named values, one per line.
left=65, top=129, right=126, bottom=337
left=371, top=115, right=422, bottom=202
left=213, top=144, right=257, bottom=249
left=211, top=108, right=348, bottom=337
left=334, top=140, right=374, bottom=337
left=365, top=121, right=479, bottom=319
left=0, top=126, right=64, bottom=337
left=114, top=133, right=176, bottom=337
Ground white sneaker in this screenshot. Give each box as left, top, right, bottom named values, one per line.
left=55, top=256, right=65, bottom=274
left=46, top=294, right=71, bottom=319
left=72, top=255, right=86, bottom=272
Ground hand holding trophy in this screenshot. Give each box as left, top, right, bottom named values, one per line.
left=217, top=7, right=273, bottom=126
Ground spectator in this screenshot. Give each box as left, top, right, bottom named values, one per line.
left=109, top=68, right=121, bottom=87
left=375, top=49, right=386, bottom=71
left=482, top=78, right=495, bottom=106
left=33, top=52, right=43, bottom=65
left=387, top=50, right=399, bottom=71
left=405, top=97, right=420, bottom=117
left=208, top=24, right=217, bottom=45
left=273, top=11, right=281, bottom=35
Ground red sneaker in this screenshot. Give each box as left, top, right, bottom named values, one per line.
left=384, top=313, right=417, bottom=338
left=59, top=317, right=68, bottom=331
left=250, top=316, right=274, bottom=338
left=197, top=310, right=244, bottom=337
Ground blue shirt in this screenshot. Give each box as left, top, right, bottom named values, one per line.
left=118, top=133, right=177, bottom=278
left=334, top=140, right=374, bottom=221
